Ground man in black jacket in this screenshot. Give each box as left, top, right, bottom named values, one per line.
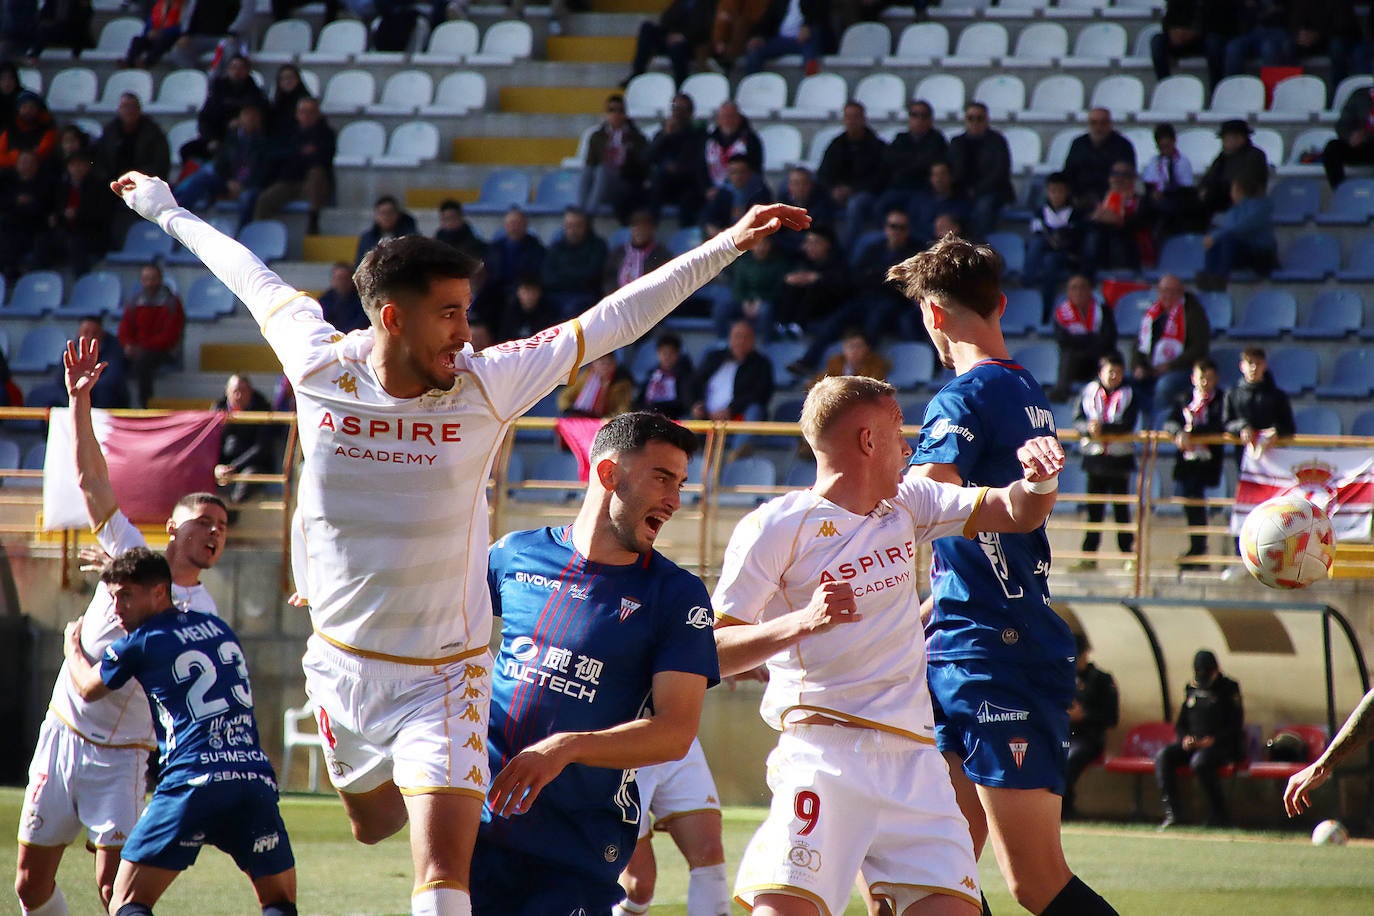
left=1223, top=346, right=1295, bottom=458
left=875, top=99, right=948, bottom=222
left=542, top=206, right=607, bottom=317
left=947, top=102, right=1013, bottom=239
left=355, top=195, right=418, bottom=266
left=1150, top=0, right=1238, bottom=88
left=254, top=96, right=334, bottom=233
left=1324, top=84, right=1374, bottom=190
left=817, top=100, right=888, bottom=249
left=1064, top=633, right=1119, bottom=819
left=625, top=0, right=716, bottom=87
left=214, top=373, right=278, bottom=503
left=1198, top=120, right=1268, bottom=217
left=1155, top=650, right=1244, bottom=828
left=1063, top=108, right=1137, bottom=210
left=646, top=94, right=709, bottom=224
left=691, top=320, right=774, bottom=455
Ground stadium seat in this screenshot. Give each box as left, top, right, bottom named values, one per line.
left=1088, top=75, right=1145, bottom=117
left=781, top=73, right=847, bottom=120
left=667, top=226, right=702, bottom=256
left=281, top=704, right=323, bottom=792
left=1293, top=289, right=1365, bottom=340
left=1196, top=291, right=1232, bottom=336
left=184, top=275, right=237, bottom=321
left=470, top=20, right=533, bottom=64
left=1012, top=343, right=1058, bottom=388
left=1120, top=127, right=1157, bottom=166
left=1315, top=348, right=1374, bottom=399
left=53, top=270, right=121, bottom=319
left=0, top=439, right=20, bottom=483
left=1123, top=21, right=1161, bottom=67
left=1007, top=21, right=1067, bottom=64
left=759, top=124, right=802, bottom=172
left=372, top=70, right=433, bottom=115
left=84, top=16, right=144, bottom=61
left=1138, top=74, right=1205, bottom=124
left=1231, top=289, right=1297, bottom=339
left=413, top=19, right=480, bottom=63
left=1294, top=406, right=1342, bottom=436
left=945, top=22, right=1007, bottom=67
left=801, top=125, right=843, bottom=171
left=884, top=342, right=936, bottom=390
left=333, top=119, right=386, bottom=167
left=1250, top=128, right=1284, bottom=170
left=510, top=451, right=581, bottom=503
left=17, top=67, right=40, bottom=93
left=1003, top=127, right=1042, bottom=174
left=302, top=19, right=366, bottom=64
left=883, top=22, right=949, bottom=65
left=679, top=73, right=729, bottom=117
left=5, top=272, right=63, bottom=318
left=1174, top=129, right=1221, bottom=172
left=144, top=69, right=207, bottom=115
left=1102, top=721, right=1176, bottom=818
left=166, top=119, right=198, bottom=166
left=1285, top=127, right=1336, bottom=172
left=1316, top=178, right=1374, bottom=225
left=1265, top=346, right=1318, bottom=393
left=238, top=221, right=288, bottom=263
left=913, top=74, right=965, bottom=120
left=1351, top=409, right=1374, bottom=437
left=783, top=461, right=816, bottom=488
left=1340, top=237, right=1374, bottom=283
left=1113, top=290, right=1154, bottom=339
left=1198, top=75, right=1264, bottom=123
left=11, top=325, right=68, bottom=373
left=986, top=232, right=1025, bottom=278
left=88, top=69, right=154, bottom=114
left=375, top=121, right=440, bottom=168
left=1144, top=233, right=1205, bottom=281
left=825, top=22, right=890, bottom=65
left=24, top=382, right=66, bottom=410
left=624, top=72, right=674, bottom=120
left=717, top=457, right=777, bottom=508
left=1033, top=128, right=1078, bottom=177
left=298, top=69, right=321, bottom=99
left=1020, top=74, right=1085, bottom=123
left=735, top=72, right=788, bottom=119
left=1331, top=76, right=1374, bottom=120
left=1259, top=75, right=1326, bottom=124
left=853, top=73, right=906, bottom=121
left=974, top=75, right=1025, bottom=121
left=1269, top=177, right=1322, bottom=225
left=45, top=67, right=98, bottom=112
left=527, top=169, right=582, bottom=215
left=1065, top=22, right=1126, bottom=64
left=1271, top=233, right=1339, bottom=282
left=320, top=69, right=376, bottom=115
left=421, top=71, right=487, bottom=116
left=255, top=19, right=313, bottom=64
left=1212, top=345, right=1242, bottom=388
left=467, top=169, right=532, bottom=215
left=1001, top=288, right=1044, bottom=336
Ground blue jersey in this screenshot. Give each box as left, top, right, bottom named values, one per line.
left=911, top=359, right=1073, bottom=666
left=481, top=526, right=720, bottom=882
left=100, top=609, right=275, bottom=790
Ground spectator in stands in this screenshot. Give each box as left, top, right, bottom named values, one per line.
left=468, top=320, right=494, bottom=354
left=1064, top=108, right=1136, bottom=210
left=636, top=332, right=696, bottom=420
left=559, top=352, right=634, bottom=419
left=1275, top=4, right=1362, bottom=90
left=1088, top=162, right=1155, bottom=273
left=33, top=150, right=110, bottom=275
left=542, top=205, right=606, bottom=317
left=495, top=275, right=560, bottom=345
left=355, top=194, right=418, bottom=266
left=1221, top=0, right=1288, bottom=78
left=118, top=263, right=185, bottom=408
left=1063, top=633, right=1119, bottom=820
left=606, top=209, right=671, bottom=292
left=22, top=0, right=94, bottom=61
left=165, top=0, right=245, bottom=71
left=1024, top=173, right=1087, bottom=318
left=1223, top=346, right=1295, bottom=458
left=704, top=102, right=762, bottom=198
left=720, top=231, right=786, bottom=340
left=875, top=99, right=948, bottom=223
left=909, top=160, right=970, bottom=246
left=1324, top=84, right=1374, bottom=190
left=1152, top=0, right=1236, bottom=88
left=0, top=63, right=25, bottom=132
left=1165, top=357, right=1227, bottom=569
left=187, top=53, right=268, bottom=161
left=743, top=0, right=825, bottom=74
left=1051, top=274, right=1117, bottom=401
left=268, top=64, right=312, bottom=137
left=319, top=261, right=367, bottom=333
left=0, top=149, right=54, bottom=281
left=807, top=328, right=889, bottom=389
left=817, top=100, right=888, bottom=249
left=273, top=0, right=339, bottom=21
left=625, top=0, right=715, bottom=87
left=122, top=0, right=187, bottom=68
left=1197, top=173, right=1276, bottom=291
left=1131, top=273, right=1211, bottom=423
left=1141, top=123, right=1201, bottom=242
left=710, top=0, right=768, bottom=69
left=214, top=373, right=276, bottom=503
left=702, top=153, right=772, bottom=238
left=1198, top=120, right=1268, bottom=218
left=776, top=165, right=834, bottom=255
left=74, top=316, right=128, bottom=409
left=946, top=102, right=1013, bottom=239
left=96, top=92, right=171, bottom=181
left=776, top=225, right=851, bottom=343
left=172, top=102, right=269, bottom=230
left=255, top=95, right=334, bottom=234
left=0, top=90, right=55, bottom=171
left=1155, top=649, right=1244, bottom=828
left=581, top=93, right=648, bottom=225
left=1070, top=351, right=1139, bottom=572
left=474, top=206, right=545, bottom=325
left=646, top=93, right=709, bottom=225
left=434, top=198, right=486, bottom=263
left=56, top=123, right=91, bottom=160
left=691, top=320, right=774, bottom=458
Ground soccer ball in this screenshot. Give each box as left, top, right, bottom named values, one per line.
left=1238, top=495, right=1335, bottom=589
left=1312, top=819, right=1349, bottom=846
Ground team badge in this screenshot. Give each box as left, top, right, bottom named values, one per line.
left=604, top=845, right=619, bottom=862
left=1001, top=627, right=1019, bottom=645
left=1009, top=738, right=1029, bottom=768
left=787, top=844, right=822, bottom=872
left=619, top=597, right=641, bottom=621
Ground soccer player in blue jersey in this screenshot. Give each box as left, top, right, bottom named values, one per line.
left=890, top=237, right=1117, bottom=916
left=476, top=411, right=720, bottom=915
left=61, top=548, right=297, bottom=916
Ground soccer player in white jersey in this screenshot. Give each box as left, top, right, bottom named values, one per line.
left=712, top=376, right=1063, bottom=916
left=109, top=169, right=807, bottom=916
left=15, top=337, right=229, bottom=916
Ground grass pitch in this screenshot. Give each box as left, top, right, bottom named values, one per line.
left=4, top=788, right=1374, bottom=914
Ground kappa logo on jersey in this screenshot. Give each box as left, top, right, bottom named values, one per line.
left=787, top=844, right=822, bottom=872
left=326, top=332, right=344, bottom=343
left=976, top=701, right=1030, bottom=724
left=1009, top=737, right=1029, bottom=768
left=928, top=416, right=975, bottom=443
left=685, top=606, right=713, bottom=629
left=619, top=597, right=641, bottom=621
left=816, top=520, right=839, bottom=537
left=961, top=876, right=978, bottom=891
left=332, top=372, right=360, bottom=397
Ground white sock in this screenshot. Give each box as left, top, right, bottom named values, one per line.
left=411, top=886, right=470, bottom=916
left=687, top=864, right=730, bottom=916
left=23, top=886, right=68, bottom=916
left=613, top=899, right=651, bottom=916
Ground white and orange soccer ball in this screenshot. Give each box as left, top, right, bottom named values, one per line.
left=1238, top=495, right=1336, bottom=589
left=1312, top=819, right=1349, bottom=846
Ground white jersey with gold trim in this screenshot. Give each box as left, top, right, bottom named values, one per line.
left=712, top=476, right=981, bottom=740
left=46, top=510, right=218, bottom=749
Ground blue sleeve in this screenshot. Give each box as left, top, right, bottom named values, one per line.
left=99, top=631, right=142, bottom=691
left=911, top=386, right=984, bottom=482
left=487, top=536, right=511, bottom=619
left=652, top=572, right=721, bottom=689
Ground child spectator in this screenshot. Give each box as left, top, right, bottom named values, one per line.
left=1141, top=123, right=1200, bottom=241
left=636, top=332, right=696, bottom=420
left=1223, top=346, right=1295, bottom=459
left=1165, top=357, right=1226, bottom=570
left=1024, top=172, right=1087, bottom=316
left=1050, top=274, right=1117, bottom=401
left=1071, top=352, right=1139, bottom=571
left=1197, top=173, right=1275, bottom=291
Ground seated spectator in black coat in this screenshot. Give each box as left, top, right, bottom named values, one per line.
left=1324, top=84, right=1374, bottom=190
left=33, top=151, right=110, bottom=276
left=542, top=206, right=606, bottom=317
left=874, top=99, right=948, bottom=224
left=605, top=209, right=672, bottom=291
left=580, top=93, right=648, bottom=225
left=636, top=332, right=696, bottom=420
left=742, top=0, right=826, bottom=74
left=0, top=149, right=55, bottom=281
left=909, top=160, right=970, bottom=246
left=254, top=96, right=334, bottom=233
left=1198, top=120, right=1268, bottom=217
left=472, top=207, right=545, bottom=326
left=1276, top=3, right=1362, bottom=91
left=23, top=0, right=94, bottom=59
left=495, top=275, right=561, bottom=345
left=165, top=0, right=243, bottom=71
left=1141, top=123, right=1202, bottom=241
left=355, top=195, right=418, bottom=266
left=267, top=65, right=312, bottom=138
left=702, top=153, right=772, bottom=238
left=946, top=102, right=1014, bottom=239
left=1050, top=274, right=1117, bottom=401
left=703, top=102, right=763, bottom=195
left=817, top=100, right=888, bottom=248
left=1155, top=650, right=1243, bottom=827
left=1064, top=108, right=1137, bottom=210
left=214, top=374, right=277, bottom=503
left=1151, top=0, right=1236, bottom=88
left=1063, top=633, right=1119, bottom=819
left=434, top=198, right=487, bottom=263
left=74, top=316, right=129, bottom=409
left=625, top=0, right=714, bottom=87
left=646, top=93, right=709, bottom=224
left=1024, top=173, right=1087, bottom=317
left=1088, top=162, right=1156, bottom=273
left=319, top=261, right=368, bottom=333
left=776, top=226, right=851, bottom=338
left=691, top=320, right=774, bottom=428
left=775, top=166, right=835, bottom=256
left=172, top=102, right=268, bottom=232
left=0, top=64, right=26, bottom=132
left=186, top=54, right=268, bottom=161
left=1222, top=346, right=1295, bottom=458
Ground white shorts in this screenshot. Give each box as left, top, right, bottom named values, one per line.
left=18, top=711, right=148, bottom=849
left=302, top=635, right=493, bottom=798
left=735, top=725, right=980, bottom=916
left=634, top=736, right=721, bottom=840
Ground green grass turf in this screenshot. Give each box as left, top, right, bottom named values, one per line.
left=5, top=788, right=1374, bottom=914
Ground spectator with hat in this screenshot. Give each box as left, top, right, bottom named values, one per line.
left=1198, top=120, right=1268, bottom=217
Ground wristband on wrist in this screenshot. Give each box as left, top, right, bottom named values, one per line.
left=1025, top=475, right=1059, bottom=495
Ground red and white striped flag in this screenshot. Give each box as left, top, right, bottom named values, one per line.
left=1231, top=446, right=1374, bottom=540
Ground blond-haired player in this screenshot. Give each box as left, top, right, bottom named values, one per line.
left=110, top=169, right=807, bottom=916
left=713, top=376, right=1063, bottom=915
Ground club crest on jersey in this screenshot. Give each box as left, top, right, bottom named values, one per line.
left=817, top=520, right=839, bottom=537
left=618, top=597, right=641, bottom=621
left=787, top=844, right=822, bottom=872
left=1009, top=738, right=1029, bottom=768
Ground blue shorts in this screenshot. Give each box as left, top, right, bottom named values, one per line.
left=929, top=658, right=1075, bottom=794
left=471, top=837, right=621, bottom=916
left=122, top=774, right=294, bottom=878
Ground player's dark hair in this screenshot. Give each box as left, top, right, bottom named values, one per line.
left=100, top=546, right=173, bottom=590
left=355, top=236, right=481, bottom=321
left=886, top=235, right=1004, bottom=319
left=590, top=411, right=697, bottom=462
left=172, top=492, right=228, bottom=517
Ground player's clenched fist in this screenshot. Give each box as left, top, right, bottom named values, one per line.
left=1017, top=435, right=1065, bottom=483
left=799, top=581, right=861, bottom=635
left=109, top=170, right=179, bottom=223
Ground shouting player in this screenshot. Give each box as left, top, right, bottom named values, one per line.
left=111, top=170, right=804, bottom=916
left=714, top=375, right=1064, bottom=915
left=893, top=237, right=1117, bottom=915
left=62, top=547, right=295, bottom=916
left=15, top=337, right=229, bottom=916
left=477, top=412, right=720, bottom=914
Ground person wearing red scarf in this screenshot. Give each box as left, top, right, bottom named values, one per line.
left=1050, top=274, right=1117, bottom=400
left=1130, top=273, right=1210, bottom=426
left=1164, top=357, right=1226, bottom=570
left=1070, top=352, right=1139, bottom=571
left=123, top=0, right=186, bottom=68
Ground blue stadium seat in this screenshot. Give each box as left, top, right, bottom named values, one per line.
left=1315, top=348, right=1374, bottom=399
left=238, top=220, right=288, bottom=263
left=1338, top=236, right=1374, bottom=282
left=10, top=442, right=45, bottom=489
left=772, top=397, right=805, bottom=423
left=716, top=456, right=777, bottom=508
left=0, top=439, right=20, bottom=485
left=848, top=230, right=884, bottom=267
left=53, top=270, right=121, bottom=319
left=667, top=226, right=703, bottom=257
left=10, top=325, right=69, bottom=373
left=1211, top=346, right=1242, bottom=389
left=1352, top=409, right=1374, bottom=437
left=5, top=271, right=63, bottom=317
left=1268, top=177, right=1321, bottom=226
left=1265, top=347, right=1318, bottom=394
left=184, top=275, right=238, bottom=321
left=525, top=169, right=581, bottom=216
left=1012, top=343, right=1058, bottom=389
left=1196, top=291, right=1232, bottom=336
left=783, top=460, right=816, bottom=488
left=514, top=390, right=559, bottom=443
left=24, top=381, right=67, bottom=409
left=764, top=341, right=807, bottom=387
left=1294, top=289, right=1362, bottom=340
left=106, top=221, right=175, bottom=264
left=1144, top=234, right=1204, bottom=281
left=1271, top=233, right=1339, bottom=282
left=466, top=169, right=532, bottom=215
left=1293, top=406, right=1342, bottom=436
left=986, top=231, right=1025, bottom=278
left=1113, top=290, right=1154, bottom=340
left=1316, top=178, right=1374, bottom=225
left=1002, top=288, right=1044, bottom=336
left=509, top=451, right=581, bottom=503
left=1231, top=289, right=1297, bottom=339
left=884, top=342, right=935, bottom=390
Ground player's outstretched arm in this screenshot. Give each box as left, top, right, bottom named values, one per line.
left=63, top=619, right=111, bottom=701
left=714, top=582, right=861, bottom=678
left=487, top=671, right=708, bottom=818
left=1285, top=687, right=1374, bottom=816
left=64, top=337, right=118, bottom=529
left=964, top=435, right=1065, bottom=534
